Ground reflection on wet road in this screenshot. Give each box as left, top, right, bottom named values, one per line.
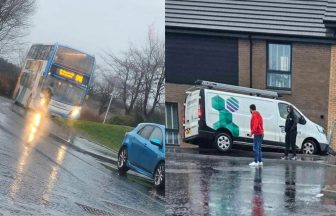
left=166, top=156, right=336, bottom=216
left=0, top=97, right=164, bottom=215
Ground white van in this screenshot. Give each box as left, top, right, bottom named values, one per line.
left=184, top=84, right=329, bottom=155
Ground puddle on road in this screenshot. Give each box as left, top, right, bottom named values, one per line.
left=100, top=162, right=165, bottom=202
left=166, top=160, right=336, bottom=216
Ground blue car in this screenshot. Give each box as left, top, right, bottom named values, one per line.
left=117, top=123, right=165, bottom=188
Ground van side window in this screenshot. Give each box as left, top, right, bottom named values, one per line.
left=278, top=103, right=288, bottom=119
left=293, top=109, right=302, bottom=119
left=138, top=126, right=153, bottom=140
left=278, top=103, right=302, bottom=119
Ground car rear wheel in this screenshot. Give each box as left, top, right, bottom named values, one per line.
left=214, top=132, right=232, bottom=152
left=154, top=162, right=165, bottom=189
left=301, top=140, right=317, bottom=155
left=117, top=147, right=129, bottom=173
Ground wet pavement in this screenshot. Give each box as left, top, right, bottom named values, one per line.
left=167, top=145, right=328, bottom=162
left=0, top=97, right=164, bottom=215
left=166, top=155, right=336, bottom=216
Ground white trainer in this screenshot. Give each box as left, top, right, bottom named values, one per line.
left=258, top=162, right=263, bottom=166
left=249, top=162, right=258, bottom=166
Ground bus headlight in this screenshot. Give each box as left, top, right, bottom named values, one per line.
left=34, top=113, right=41, bottom=127
left=70, top=108, right=80, bottom=119
left=40, top=98, right=46, bottom=105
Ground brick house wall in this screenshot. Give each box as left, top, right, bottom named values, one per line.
left=166, top=37, right=334, bottom=148
left=238, top=39, right=331, bottom=129
left=328, top=45, right=336, bottom=149
left=165, top=83, right=195, bottom=147
left=289, top=43, right=330, bottom=129
left=238, top=39, right=250, bottom=87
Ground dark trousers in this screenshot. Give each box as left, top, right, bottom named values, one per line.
left=253, top=134, right=263, bottom=162
left=285, top=131, right=297, bottom=156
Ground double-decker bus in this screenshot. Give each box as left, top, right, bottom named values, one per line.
left=14, top=44, right=95, bottom=119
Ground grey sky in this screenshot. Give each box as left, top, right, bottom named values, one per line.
left=25, top=0, right=164, bottom=64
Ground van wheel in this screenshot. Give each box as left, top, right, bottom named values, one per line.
left=214, top=132, right=232, bottom=152
left=301, top=140, right=317, bottom=155
left=117, top=147, right=129, bottom=173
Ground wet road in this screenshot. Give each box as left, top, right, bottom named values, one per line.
left=0, top=97, right=164, bottom=215
left=166, top=155, right=336, bottom=216
left=167, top=145, right=327, bottom=162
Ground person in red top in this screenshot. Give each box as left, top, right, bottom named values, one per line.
left=249, top=104, right=264, bottom=167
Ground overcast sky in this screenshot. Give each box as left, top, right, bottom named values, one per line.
left=24, top=0, right=164, bottom=64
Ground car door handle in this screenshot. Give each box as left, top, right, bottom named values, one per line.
left=279, top=126, right=285, bottom=133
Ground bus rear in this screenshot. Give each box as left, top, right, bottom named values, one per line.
left=14, top=44, right=54, bottom=109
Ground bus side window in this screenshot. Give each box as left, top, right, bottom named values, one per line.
left=25, top=60, right=32, bottom=69
left=38, top=76, right=44, bottom=89
left=20, top=73, right=26, bottom=86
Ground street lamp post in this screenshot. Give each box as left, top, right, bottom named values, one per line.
left=103, top=92, right=113, bottom=124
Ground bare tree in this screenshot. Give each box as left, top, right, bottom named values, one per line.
left=0, top=0, right=36, bottom=56
left=101, top=28, right=165, bottom=119
left=14, top=46, right=29, bottom=67
left=138, top=31, right=165, bottom=120
left=90, top=66, right=118, bottom=116
left=102, top=48, right=145, bottom=115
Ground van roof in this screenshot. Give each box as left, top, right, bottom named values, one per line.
left=202, top=88, right=291, bottom=105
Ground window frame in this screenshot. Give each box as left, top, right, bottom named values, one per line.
left=266, top=42, right=292, bottom=91
left=137, top=125, right=154, bottom=140
left=165, top=102, right=180, bottom=145
left=148, top=126, right=163, bottom=144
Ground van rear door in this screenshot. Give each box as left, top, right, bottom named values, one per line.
left=184, top=90, right=200, bottom=138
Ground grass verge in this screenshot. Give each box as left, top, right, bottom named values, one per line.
left=55, top=118, right=132, bottom=152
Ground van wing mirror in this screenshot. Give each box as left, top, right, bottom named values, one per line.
left=299, top=116, right=306, bottom=125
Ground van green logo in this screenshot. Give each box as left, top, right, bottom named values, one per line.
left=212, top=95, right=239, bottom=137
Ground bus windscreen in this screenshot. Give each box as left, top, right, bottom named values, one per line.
left=53, top=46, right=94, bottom=75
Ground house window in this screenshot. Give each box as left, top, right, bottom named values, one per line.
left=165, top=102, right=179, bottom=145
left=267, top=43, right=292, bottom=90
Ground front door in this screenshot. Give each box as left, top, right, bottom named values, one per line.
left=129, top=125, right=153, bottom=169
left=277, top=103, right=304, bottom=149
left=277, top=102, right=289, bottom=146
left=142, top=126, right=163, bottom=174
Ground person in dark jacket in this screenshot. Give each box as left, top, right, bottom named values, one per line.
left=281, top=105, right=298, bottom=160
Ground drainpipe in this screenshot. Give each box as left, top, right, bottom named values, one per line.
left=249, top=35, right=253, bottom=88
